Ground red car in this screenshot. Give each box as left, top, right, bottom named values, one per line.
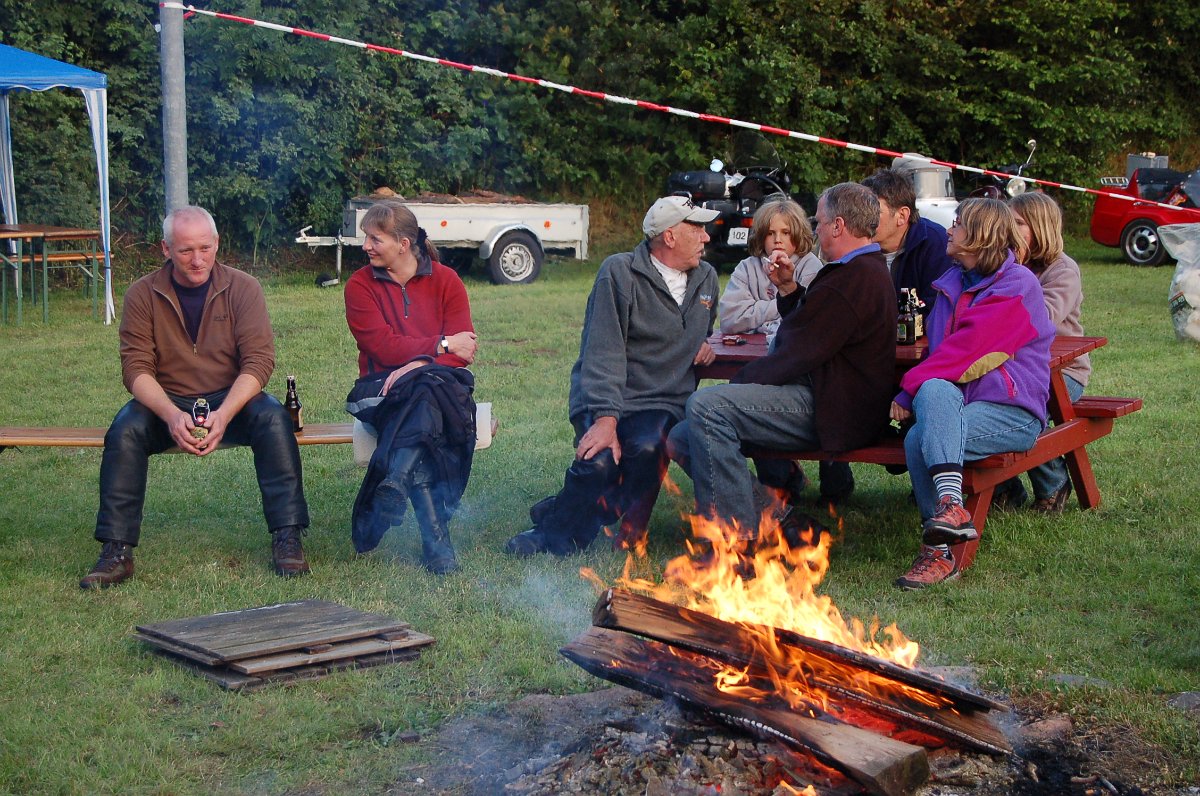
left=1090, top=168, right=1200, bottom=266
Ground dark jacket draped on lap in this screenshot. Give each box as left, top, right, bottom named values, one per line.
left=348, top=365, right=476, bottom=553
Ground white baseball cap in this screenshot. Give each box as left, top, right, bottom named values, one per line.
left=643, top=195, right=720, bottom=238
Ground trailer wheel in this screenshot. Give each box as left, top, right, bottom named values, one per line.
left=487, top=231, right=542, bottom=284
left=1120, top=219, right=1167, bottom=266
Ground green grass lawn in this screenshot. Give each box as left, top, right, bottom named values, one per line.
left=1, top=238, right=1198, bottom=793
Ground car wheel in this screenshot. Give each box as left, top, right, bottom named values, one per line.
left=487, top=231, right=542, bottom=284
left=1120, top=219, right=1168, bottom=266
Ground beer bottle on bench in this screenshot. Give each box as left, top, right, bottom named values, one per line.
left=285, top=375, right=304, bottom=432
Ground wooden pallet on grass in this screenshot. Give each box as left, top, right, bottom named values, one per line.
left=135, top=599, right=435, bottom=691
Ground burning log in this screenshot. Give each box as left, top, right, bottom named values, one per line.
left=561, top=627, right=930, bottom=796
left=593, top=588, right=1011, bottom=756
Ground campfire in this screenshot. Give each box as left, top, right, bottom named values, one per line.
left=563, top=511, right=1011, bottom=796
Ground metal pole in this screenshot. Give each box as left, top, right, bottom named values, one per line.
left=159, top=1, right=189, bottom=212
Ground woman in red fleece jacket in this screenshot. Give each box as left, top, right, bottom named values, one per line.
left=343, top=199, right=477, bottom=573
left=345, top=200, right=476, bottom=381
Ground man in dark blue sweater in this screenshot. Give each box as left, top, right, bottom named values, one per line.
left=861, top=168, right=956, bottom=313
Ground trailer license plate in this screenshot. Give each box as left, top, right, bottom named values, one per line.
left=727, top=228, right=749, bottom=246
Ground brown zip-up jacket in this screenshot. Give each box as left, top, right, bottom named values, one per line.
left=119, top=261, right=275, bottom=397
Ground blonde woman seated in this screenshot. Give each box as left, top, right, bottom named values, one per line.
left=719, top=199, right=823, bottom=337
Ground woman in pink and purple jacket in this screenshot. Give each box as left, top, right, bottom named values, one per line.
left=890, top=198, right=1056, bottom=590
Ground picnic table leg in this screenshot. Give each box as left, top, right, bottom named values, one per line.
left=41, top=247, right=49, bottom=324
left=953, top=488, right=993, bottom=571
left=1064, top=441, right=1103, bottom=510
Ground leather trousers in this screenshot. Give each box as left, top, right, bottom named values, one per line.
left=535, top=409, right=675, bottom=553
left=95, top=392, right=309, bottom=545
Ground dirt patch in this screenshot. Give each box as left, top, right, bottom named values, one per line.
left=400, top=686, right=1195, bottom=795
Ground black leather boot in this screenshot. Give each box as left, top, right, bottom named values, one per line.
left=409, top=482, right=460, bottom=575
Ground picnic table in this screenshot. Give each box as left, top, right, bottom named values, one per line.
left=0, top=223, right=101, bottom=324
left=696, top=332, right=1141, bottom=570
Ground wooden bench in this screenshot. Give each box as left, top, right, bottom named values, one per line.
left=0, top=423, right=354, bottom=453
left=0, top=408, right=499, bottom=456
left=750, top=395, right=1143, bottom=570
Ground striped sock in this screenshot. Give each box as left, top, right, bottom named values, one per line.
left=932, top=470, right=963, bottom=504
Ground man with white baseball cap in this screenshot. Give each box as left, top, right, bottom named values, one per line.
left=506, top=195, right=720, bottom=557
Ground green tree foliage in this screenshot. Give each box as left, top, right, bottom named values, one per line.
left=0, top=0, right=1196, bottom=252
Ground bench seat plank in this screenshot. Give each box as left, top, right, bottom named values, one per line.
left=1071, top=396, right=1142, bottom=418
left=0, top=423, right=354, bottom=450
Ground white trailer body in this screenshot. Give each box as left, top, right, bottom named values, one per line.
left=297, top=196, right=589, bottom=285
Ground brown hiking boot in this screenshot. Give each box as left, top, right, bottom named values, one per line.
left=921, top=496, right=978, bottom=546
left=895, top=545, right=959, bottom=590
left=271, top=526, right=310, bottom=577
left=79, top=541, right=134, bottom=589
left=1031, top=480, right=1072, bottom=514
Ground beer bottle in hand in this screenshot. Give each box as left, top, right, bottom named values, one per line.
left=285, top=375, right=304, bottom=432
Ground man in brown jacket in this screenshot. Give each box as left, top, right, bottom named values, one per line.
left=80, top=206, right=311, bottom=588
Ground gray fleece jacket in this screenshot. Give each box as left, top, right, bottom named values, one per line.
left=568, top=241, right=719, bottom=423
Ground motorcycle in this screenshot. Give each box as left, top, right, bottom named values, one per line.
left=969, top=138, right=1038, bottom=200
left=666, top=134, right=795, bottom=264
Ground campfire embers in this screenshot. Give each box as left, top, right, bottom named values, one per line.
left=562, top=589, right=1011, bottom=796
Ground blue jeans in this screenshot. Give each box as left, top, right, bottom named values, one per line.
left=1027, top=375, right=1085, bottom=498
left=668, top=382, right=819, bottom=538
left=904, top=379, right=1042, bottom=520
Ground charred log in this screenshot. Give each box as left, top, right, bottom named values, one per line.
left=561, top=627, right=930, bottom=796
left=592, top=588, right=1011, bottom=755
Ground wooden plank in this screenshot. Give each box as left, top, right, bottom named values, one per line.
left=136, top=600, right=413, bottom=662
left=562, top=627, right=930, bottom=796
left=1072, top=396, right=1143, bottom=418
left=145, top=647, right=264, bottom=691
left=592, top=590, right=1010, bottom=754
left=137, top=600, right=411, bottom=662
left=146, top=643, right=424, bottom=692
left=0, top=423, right=354, bottom=450
left=229, top=631, right=435, bottom=675
left=132, top=632, right=224, bottom=667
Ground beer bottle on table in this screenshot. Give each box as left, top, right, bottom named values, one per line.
left=897, top=289, right=916, bottom=345
left=285, top=375, right=304, bottom=432
left=911, top=291, right=925, bottom=340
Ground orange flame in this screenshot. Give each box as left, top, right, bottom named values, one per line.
left=585, top=497, right=929, bottom=712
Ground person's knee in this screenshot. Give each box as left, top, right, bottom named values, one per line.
left=243, top=393, right=292, bottom=436
left=567, top=449, right=618, bottom=485
left=622, top=432, right=667, bottom=462
left=104, top=401, right=158, bottom=450
left=913, top=379, right=960, bottom=414
left=665, top=422, right=690, bottom=468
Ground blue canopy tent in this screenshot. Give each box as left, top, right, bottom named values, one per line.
left=0, top=43, right=114, bottom=323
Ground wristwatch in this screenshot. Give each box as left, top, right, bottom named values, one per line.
left=439, top=336, right=450, bottom=354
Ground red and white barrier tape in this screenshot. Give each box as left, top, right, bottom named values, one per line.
left=161, top=2, right=1194, bottom=215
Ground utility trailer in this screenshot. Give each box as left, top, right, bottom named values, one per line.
left=296, top=192, right=589, bottom=285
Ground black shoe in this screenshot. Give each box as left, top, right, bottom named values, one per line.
left=80, top=541, right=134, bottom=589
left=780, top=509, right=830, bottom=549
left=271, top=526, right=311, bottom=577
left=505, top=528, right=548, bottom=557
